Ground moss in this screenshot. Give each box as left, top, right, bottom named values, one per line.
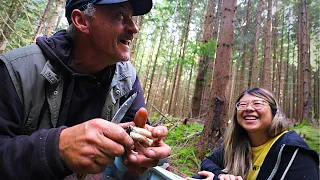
left=164, top=122, right=203, bottom=176
left=290, top=120, right=320, bottom=154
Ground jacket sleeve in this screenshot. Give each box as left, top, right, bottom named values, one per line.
left=192, top=147, right=226, bottom=179
left=0, top=61, right=71, bottom=179
left=274, top=146, right=319, bottom=180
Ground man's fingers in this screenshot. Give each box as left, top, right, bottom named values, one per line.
left=101, top=121, right=134, bottom=151
left=134, top=108, right=148, bottom=128
left=118, top=121, right=135, bottom=129
left=134, top=141, right=171, bottom=159
left=148, top=125, right=168, bottom=139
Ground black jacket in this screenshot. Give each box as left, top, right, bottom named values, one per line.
left=193, top=131, right=319, bottom=180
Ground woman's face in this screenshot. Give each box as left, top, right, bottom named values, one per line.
left=236, top=94, right=273, bottom=136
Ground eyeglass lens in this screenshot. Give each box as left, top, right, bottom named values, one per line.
left=236, top=100, right=265, bottom=110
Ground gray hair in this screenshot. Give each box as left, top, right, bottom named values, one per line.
left=66, top=3, right=96, bottom=39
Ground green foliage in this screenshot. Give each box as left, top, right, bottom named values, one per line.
left=164, top=122, right=204, bottom=176
left=197, top=39, right=217, bottom=58
left=290, top=120, right=320, bottom=154
left=2, top=0, right=48, bottom=51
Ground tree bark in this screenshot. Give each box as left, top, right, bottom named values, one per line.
left=32, top=0, right=54, bottom=43
left=299, top=0, right=312, bottom=123
left=249, top=0, right=263, bottom=88
left=146, top=23, right=167, bottom=107
left=172, top=0, right=194, bottom=116
left=278, top=14, right=285, bottom=108
left=130, top=16, right=143, bottom=64
left=238, top=0, right=252, bottom=93
left=261, top=0, right=272, bottom=89
left=196, top=0, right=236, bottom=159
left=272, top=0, right=279, bottom=92
left=190, top=0, right=215, bottom=118
left=44, top=0, right=64, bottom=37
left=200, top=0, right=222, bottom=117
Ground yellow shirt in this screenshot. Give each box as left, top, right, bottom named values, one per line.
left=247, top=131, right=288, bottom=180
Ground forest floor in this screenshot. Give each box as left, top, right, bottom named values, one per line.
left=158, top=117, right=320, bottom=178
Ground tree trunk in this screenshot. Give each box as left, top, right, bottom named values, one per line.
left=314, top=59, right=319, bottom=121
left=146, top=23, right=167, bottom=106
left=130, top=16, right=143, bottom=64
left=142, top=33, right=158, bottom=93
left=292, top=45, right=298, bottom=123
left=172, top=0, right=194, bottom=116
left=272, top=0, right=279, bottom=92
left=200, top=0, right=222, bottom=117
left=160, top=37, right=176, bottom=113
left=249, top=0, right=263, bottom=88
left=278, top=14, right=285, bottom=108
left=182, top=58, right=195, bottom=117
left=190, top=0, right=215, bottom=118
left=261, top=0, right=272, bottom=89
left=284, top=18, right=290, bottom=117
left=32, top=0, right=54, bottom=43
left=238, top=0, right=252, bottom=93
left=44, top=0, right=64, bottom=37
left=196, top=0, right=236, bottom=160
left=299, top=0, right=312, bottom=123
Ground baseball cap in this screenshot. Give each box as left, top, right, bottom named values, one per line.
left=65, top=0, right=153, bottom=24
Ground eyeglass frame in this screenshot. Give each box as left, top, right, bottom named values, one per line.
left=235, top=100, right=268, bottom=111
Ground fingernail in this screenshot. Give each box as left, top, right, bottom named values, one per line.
left=131, top=153, right=138, bottom=162
left=148, top=149, right=156, bottom=158
left=157, top=129, right=162, bottom=136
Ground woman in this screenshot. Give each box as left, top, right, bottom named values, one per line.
left=191, top=88, right=319, bottom=180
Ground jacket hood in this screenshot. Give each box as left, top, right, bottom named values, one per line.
left=282, top=131, right=313, bottom=149
left=282, top=131, right=319, bottom=165
left=36, top=30, right=74, bottom=74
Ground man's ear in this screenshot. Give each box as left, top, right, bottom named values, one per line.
left=71, top=9, right=91, bottom=34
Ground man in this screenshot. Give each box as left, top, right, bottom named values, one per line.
left=0, top=0, right=171, bottom=179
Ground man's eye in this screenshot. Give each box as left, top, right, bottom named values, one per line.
left=118, top=12, right=124, bottom=17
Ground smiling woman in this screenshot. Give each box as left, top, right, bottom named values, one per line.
left=191, top=88, right=319, bottom=180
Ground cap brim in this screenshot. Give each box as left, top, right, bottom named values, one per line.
left=96, top=0, right=152, bottom=16
left=130, top=0, right=152, bottom=16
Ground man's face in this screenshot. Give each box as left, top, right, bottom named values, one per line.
left=87, top=2, right=138, bottom=65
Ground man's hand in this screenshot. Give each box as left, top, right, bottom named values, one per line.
left=123, top=108, right=171, bottom=174
left=59, top=119, right=135, bottom=174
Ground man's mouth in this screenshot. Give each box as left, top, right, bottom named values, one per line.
left=119, top=39, right=131, bottom=46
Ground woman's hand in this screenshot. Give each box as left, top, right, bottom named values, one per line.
left=218, top=174, right=243, bottom=180
left=185, top=171, right=215, bottom=180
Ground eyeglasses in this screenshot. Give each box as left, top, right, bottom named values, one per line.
left=235, top=100, right=267, bottom=111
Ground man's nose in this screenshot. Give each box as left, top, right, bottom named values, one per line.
left=126, top=18, right=139, bottom=34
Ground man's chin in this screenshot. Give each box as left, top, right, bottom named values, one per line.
left=119, top=55, right=131, bottom=62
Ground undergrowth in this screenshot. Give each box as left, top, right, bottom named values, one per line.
left=290, top=120, right=320, bottom=153
left=164, top=122, right=203, bottom=177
